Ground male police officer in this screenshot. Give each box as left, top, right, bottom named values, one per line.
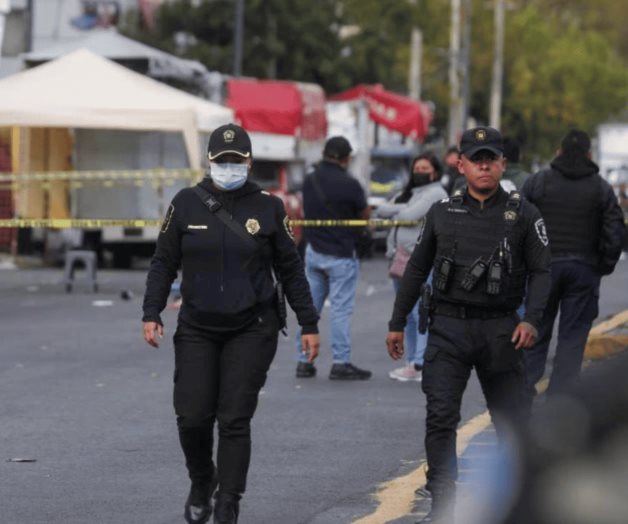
left=386, top=127, right=551, bottom=523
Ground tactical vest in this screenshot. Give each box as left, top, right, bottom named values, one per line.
left=533, top=170, right=601, bottom=262
left=433, top=190, right=527, bottom=308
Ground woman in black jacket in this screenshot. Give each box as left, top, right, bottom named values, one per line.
left=142, top=124, right=320, bottom=524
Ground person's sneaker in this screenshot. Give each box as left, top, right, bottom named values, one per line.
left=389, top=363, right=422, bottom=382
left=296, top=362, right=316, bottom=378
left=329, top=363, right=372, bottom=380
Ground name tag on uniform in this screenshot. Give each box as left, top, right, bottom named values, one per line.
left=447, top=208, right=468, bottom=214
left=187, top=225, right=208, bottom=230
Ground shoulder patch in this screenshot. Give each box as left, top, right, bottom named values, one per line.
left=534, top=218, right=549, bottom=246
left=161, top=204, right=174, bottom=233
left=283, top=215, right=295, bottom=240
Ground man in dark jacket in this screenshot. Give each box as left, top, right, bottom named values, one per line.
left=295, top=136, right=372, bottom=380
left=522, top=129, right=625, bottom=402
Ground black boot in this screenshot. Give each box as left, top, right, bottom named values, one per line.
left=185, top=468, right=218, bottom=524
left=213, top=493, right=240, bottom=524
left=416, top=489, right=454, bottom=524
left=179, top=425, right=217, bottom=524
left=184, top=482, right=211, bottom=524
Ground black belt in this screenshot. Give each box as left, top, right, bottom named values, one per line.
left=432, top=303, right=515, bottom=320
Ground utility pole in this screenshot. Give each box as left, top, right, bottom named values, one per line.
left=408, top=28, right=423, bottom=101
left=448, top=0, right=462, bottom=146
left=0, top=0, right=9, bottom=57
left=407, top=0, right=422, bottom=101
left=460, top=0, right=472, bottom=131
left=233, top=0, right=244, bottom=77
left=489, top=0, right=505, bottom=129
left=24, top=0, right=33, bottom=53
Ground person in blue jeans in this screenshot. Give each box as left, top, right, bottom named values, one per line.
left=389, top=276, right=430, bottom=381
left=374, top=151, right=447, bottom=381
left=295, top=136, right=372, bottom=380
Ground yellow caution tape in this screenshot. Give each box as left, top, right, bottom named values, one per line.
left=0, top=219, right=162, bottom=228
left=1, top=217, right=624, bottom=229
left=0, top=218, right=421, bottom=229
left=0, top=168, right=203, bottom=183
left=291, top=219, right=421, bottom=227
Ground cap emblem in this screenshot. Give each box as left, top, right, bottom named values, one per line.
left=475, top=129, right=487, bottom=141
left=223, top=129, right=236, bottom=143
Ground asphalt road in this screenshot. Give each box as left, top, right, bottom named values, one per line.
left=0, top=254, right=626, bottom=524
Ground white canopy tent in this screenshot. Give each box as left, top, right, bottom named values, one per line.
left=23, top=29, right=208, bottom=82
left=0, top=49, right=233, bottom=168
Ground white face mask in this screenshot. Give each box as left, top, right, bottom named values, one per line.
left=209, top=162, right=248, bottom=191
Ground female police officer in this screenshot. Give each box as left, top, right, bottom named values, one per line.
left=142, top=124, right=320, bottom=524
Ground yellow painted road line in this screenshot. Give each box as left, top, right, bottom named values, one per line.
left=354, top=371, right=565, bottom=523
left=352, top=411, right=491, bottom=524
left=585, top=309, right=628, bottom=360
left=589, top=309, right=628, bottom=335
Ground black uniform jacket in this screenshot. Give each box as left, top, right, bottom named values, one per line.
left=522, top=154, right=625, bottom=275
left=389, top=187, right=551, bottom=331
left=143, top=178, right=319, bottom=334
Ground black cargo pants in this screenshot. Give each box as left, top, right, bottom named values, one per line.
left=422, top=312, right=526, bottom=498
left=173, top=308, right=279, bottom=497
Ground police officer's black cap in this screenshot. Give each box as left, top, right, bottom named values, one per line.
left=207, top=123, right=252, bottom=161
left=323, top=136, right=353, bottom=160
left=459, top=126, right=503, bottom=158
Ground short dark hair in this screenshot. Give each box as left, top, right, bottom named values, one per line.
left=502, top=137, right=521, bottom=163
left=445, top=145, right=459, bottom=157
left=323, top=136, right=352, bottom=160
left=561, top=129, right=591, bottom=155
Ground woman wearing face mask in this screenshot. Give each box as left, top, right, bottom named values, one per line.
left=373, top=151, right=447, bottom=382
left=142, top=124, right=320, bottom=524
